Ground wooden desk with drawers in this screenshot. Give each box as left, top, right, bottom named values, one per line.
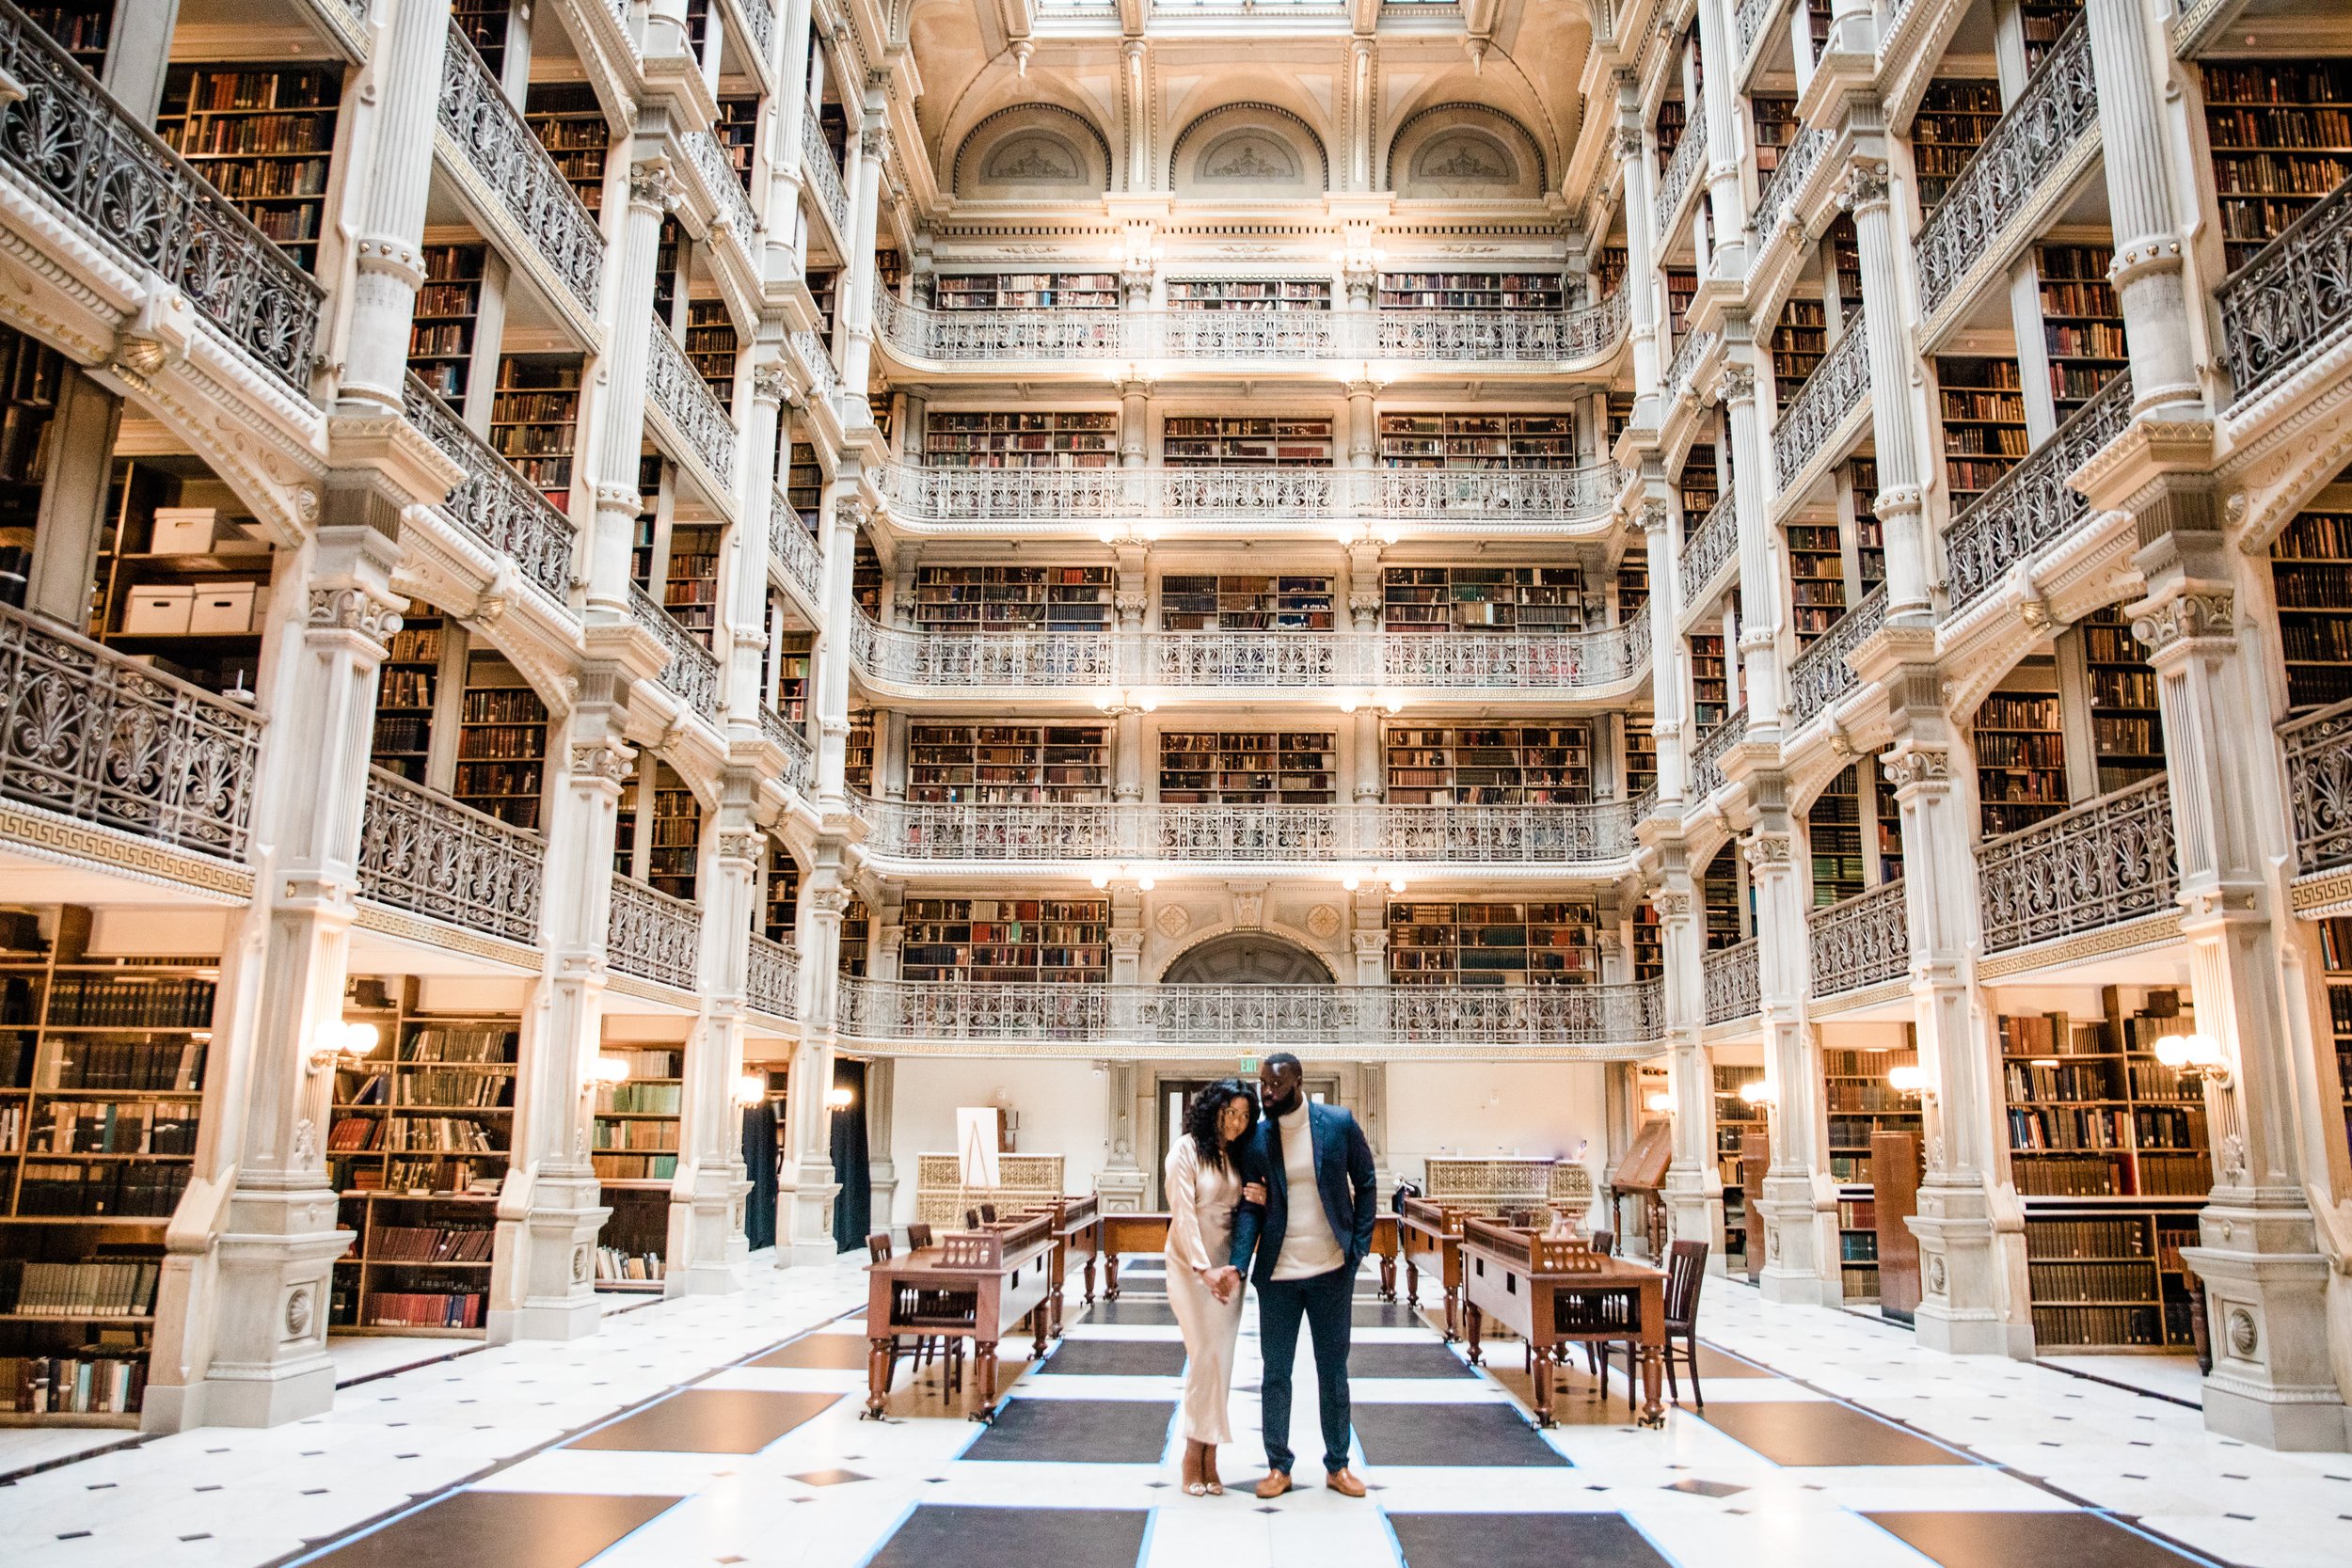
left=1459, top=1216, right=1667, bottom=1429
left=866, top=1212, right=1056, bottom=1421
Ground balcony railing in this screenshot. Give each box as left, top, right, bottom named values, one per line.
left=1656, top=116, right=1708, bottom=242
left=1808, top=879, right=1909, bottom=996
left=1785, top=584, right=1886, bottom=731
left=801, top=116, right=850, bottom=239
left=404, top=374, right=577, bottom=601
left=1915, top=17, right=2097, bottom=318
left=0, top=1, right=323, bottom=393
left=1690, top=707, right=1747, bottom=802
left=646, top=316, right=738, bottom=484
left=2280, top=697, right=2352, bottom=875
left=629, top=584, right=723, bottom=723
left=1770, top=312, right=1869, bottom=489
left=1751, top=126, right=1829, bottom=245
left=871, top=290, right=1629, bottom=365
left=1665, top=328, right=1716, bottom=404
left=1944, top=372, right=2131, bottom=615
left=872, top=461, right=1621, bottom=528
left=437, top=19, right=602, bottom=313
left=683, top=129, right=756, bottom=249
left=1703, top=937, right=1759, bottom=1026
left=838, top=976, right=1664, bottom=1054
left=851, top=613, right=1118, bottom=689
left=608, top=874, right=701, bottom=990
left=2218, top=178, right=2352, bottom=409
left=852, top=799, right=1639, bottom=866
left=724, top=0, right=777, bottom=72
left=1678, top=493, right=1738, bottom=605
left=746, top=930, right=798, bottom=1020
left=0, top=602, right=263, bottom=862
left=762, top=705, right=811, bottom=799
left=791, top=326, right=842, bottom=414
left=357, top=768, right=543, bottom=944
left=768, top=490, right=827, bottom=610
left=1734, top=0, right=1776, bottom=63
left=1976, top=775, right=2178, bottom=954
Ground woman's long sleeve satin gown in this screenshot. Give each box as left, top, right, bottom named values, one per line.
left=1163, top=1132, right=1247, bottom=1444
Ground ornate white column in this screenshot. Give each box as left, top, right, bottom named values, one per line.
left=834, top=93, right=890, bottom=410
left=866, top=1055, right=899, bottom=1241
left=1614, top=84, right=1665, bottom=428
left=1346, top=378, right=1378, bottom=469
left=1721, top=351, right=1783, bottom=733
left=2081, top=0, right=2202, bottom=415
left=777, top=850, right=847, bottom=1263
left=1842, top=161, right=1934, bottom=621
left=339, top=0, right=453, bottom=412
left=667, top=792, right=758, bottom=1292
left=812, top=487, right=862, bottom=812
left=1694, top=0, right=1749, bottom=278
left=1640, top=492, right=1687, bottom=802
left=1656, top=858, right=1724, bottom=1265
left=1741, top=810, right=1841, bottom=1305
left=589, top=163, right=678, bottom=617
left=1120, top=378, right=1151, bottom=467
left=730, top=359, right=790, bottom=718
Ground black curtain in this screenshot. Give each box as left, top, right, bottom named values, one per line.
left=829, top=1058, right=870, bottom=1253
left=739, top=1101, right=778, bottom=1251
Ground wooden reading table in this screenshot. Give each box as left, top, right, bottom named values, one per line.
left=1459, top=1216, right=1668, bottom=1429
left=1030, top=1193, right=1102, bottom=1331
left=866, top=1211, right=1056, bottom=1421
left=1098, top=1210, right=1398, bottom=1301
left=1399, top=1196, right=1479, bottom=1340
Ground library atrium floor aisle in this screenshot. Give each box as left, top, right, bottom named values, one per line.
left=3, top=1259, right=2347, bottom=1568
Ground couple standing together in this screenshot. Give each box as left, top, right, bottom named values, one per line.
left=1161, top=1053, right=1377, bottom=1499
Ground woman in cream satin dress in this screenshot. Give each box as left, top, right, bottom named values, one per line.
left=1165, top=1079, right=1258, bottom=1497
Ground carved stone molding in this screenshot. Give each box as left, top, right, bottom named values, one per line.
left=628, top=161, right=680, bottom=212
left=2132, top=591, right=2235, bottom=655
left=308, top=586, right=402, bottom=652
left=1882, top=747, right=1952, bottom=791
left=569, top=739, right=635, bottom=782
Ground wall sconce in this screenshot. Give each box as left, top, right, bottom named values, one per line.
left=1090, top=688, right=1158, bottom=716
left=308, top=1022, right=380, bottom=1077
left=2153, top=1033, right=2233, bottom=1088
left=1737, top=1079, right=1773, bottom=1107
left=1336, top=692, right=1407, bottom=717
left=827, top=1085, right=856, bottom=1111
left=589, top=1053, right=633, bottom=1086
left=734, top=1073, right=766, bottom=1108
left=1886, top=1064, right=1931, bottom=1099
left=1644, top=1090, right=1675, bottom=1115
left=1090, top=864, right=1155, bottom=892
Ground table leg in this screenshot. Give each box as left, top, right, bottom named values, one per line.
left=1033, top=1301, right=1051, bottom=1362
left=865, top=1337, right=893, bottom=1418
left=1532, top=1343, right=1555, bottom=1428
left=972, top=1339, right=1000, bottom=1421
left=1378, top=1249, right=1397, bottom=1303
left=1104, top=1252, right=1121, bottom=1301
left=1463, top=1302, right=1484, bottom=1367
left=1442, top=1285, right=1460, bottom=1344
left=1405, top=1257, right=1421, bottom=1309
left=1083, top=1249, right=1098, bottom=1307
left=1639, top=1341, right=1665, bottom=1429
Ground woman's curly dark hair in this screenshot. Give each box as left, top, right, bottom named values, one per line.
left=1184, top=1079, right=1258, bottom=1174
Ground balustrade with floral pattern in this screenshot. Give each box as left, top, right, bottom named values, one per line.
left=358, top=768, right=543, bottom=944
left=607, top=874, right=701, bottom=990
left=1807, top=879, right=1910, bottom=996
left=1975, top=776, right=2178, bottom=953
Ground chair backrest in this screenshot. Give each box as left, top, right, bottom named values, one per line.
left=1589, top=1227, right=1616, bottom=1259
left=979, top=1202, right=998, bottom=1223
left=1665, top=1240, right=1709, bottom=1323
left=866, top=1231, right=893, bottom=1263
left=907, top=1222, right=934, bottom=1249
left=964, top=1207, right=981, bottom=1228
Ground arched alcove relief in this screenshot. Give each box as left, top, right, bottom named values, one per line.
left=1386, top=103, right=1548, bottom=199
left=1169, top=103, right=1328, bottom=197
left=1162, top=931, right=1336, bottom=986
left=949, top=103, right=1113, bottom=198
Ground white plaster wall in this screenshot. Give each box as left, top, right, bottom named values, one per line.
left=886, top=1056, right=1110, bottom=1227
left=1383, top=1061, right=1611, bottom=1187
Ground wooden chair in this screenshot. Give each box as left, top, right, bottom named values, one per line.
left=873, top=1229, right=962, bottom=1392
left=1595, top=1239, right=1709, bottom=1410
left=907, top=1222, right=934, bottom=1249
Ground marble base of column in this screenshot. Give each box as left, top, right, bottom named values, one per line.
left=1096, top=1168, right=1149, bottom=1213
left=1662, top=1169, right=1727, bottom=1273
left=144, top=1191, right=349, bottom=1430
left=1908, top=1178, right=2034, bottom=1357
left=2186, top=1200, right=2352, bottom=1450
left=1756, top=1172, right=1840, bottom=1306
left=488, top=1169, right=608, bottom=1342
left=869, top=1159, right=899, bottom=1245
left=776, top=1157, right=844, bottom=1266
left=665, top=1164, right=754, bottom=1295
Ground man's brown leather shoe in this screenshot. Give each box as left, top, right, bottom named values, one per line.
left=1254, top=1471, right=1293, bottom=1499
left=1326, top=1467, right=1367, bottom=1498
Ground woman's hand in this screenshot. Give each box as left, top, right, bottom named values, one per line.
left=1202, top=1264, right=1240, bottom=1305
left=1241, top=1181, right=1267, bottom=1206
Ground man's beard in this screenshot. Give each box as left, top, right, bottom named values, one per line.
left=1263, top=1085, right=1303, bottom=1118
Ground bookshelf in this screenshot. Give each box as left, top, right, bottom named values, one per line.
left=452, top=0, right=511, bottom=76
left=1714, top=1061, right=1765, bottom=1271
left=594, top=1046, right=681, bottom=1291
left=1830, top=216, right=1864, bottom=313
left=1375, top=273, right=1564, bottom=310
left=908, top=723, right=1109, bottom=803
left=1825, top=1041, right=1922, bottom=1302
left=491, top=356, right=581, bottom=514
left=924, top=411, right=1116, bottom=467
left=1158, top=732, right=1337, bottom=803
left=1165, top=278, right=1331, bottom=310
left=838, top=895, right=870, bottom=977
left=684, top=301, right=737, bottom=410
left=1163, top=417, right=1333, bottom=467
left=526, top=84, right=609, bottom=211
left=1678, top=443, right=1718, bottom=518
left=2036, top=244, right=2126, bottom=420
left=935, top=273, right=1119, bottom=309
left=764, top=848, right=800, bottom=944
left=1595, top=246, right=1628, bottom=299
left=806, top=269, right=838, bottom=335
left=2022, top=0, right=2084, bottom=73
left=1654, top=97, right=1687, bottom=159
left=1913, top=80, right=2003, bottom=215
left=900, top=899, right=1109, bottom=983
left=1616, top=551, right=1649, bottom=617
left=1874, top=759, right=1906, bottom=883
left=772, top=631, right=814, bottom=721
left=2001, top=991, right=2209, bottom=1349
left=662, top=522, right=723, bottom=643
left=1158, top=575, right=1334, bottom=631
left=1383, top=724, right=1594, bottom=805
left=786, top=440, right=825, bottom=531
left=1631, top=901, right=1662, bottom=983
left=654, top=217, right=681, bottom=324
left=1787, top=519, right=1847, bottom=644
left=2080, top=603, right=2166, bottom=792
left=647, top=762, right=700, bottom=900
left=0, top=909, right=211, bottom=1419
left=22, top=3, right=110, bottom=73
left=912, top=565, right=1113, bottom=630
left=1808, top=765, right=1865, bottom=905
left=2318, top=917, right=2352, bottom=1164
left=1666, top=271, right=1697, bottom=340
left=1375, top=413, right=1577, bottom=469
left=2201, top=61, right=2352, bottom=274
left=845, top=707, right=876, bottom=795
left=628, top=452, right=665, bottom=595
left=1690, top=630, right=1730, bottom=735
left=409, top=245, right=485, bottom=404
left=1937, top=356, right=2028, bottom=507
left=1751, top=96, right=1800, bottom=180
left=1974, top=683, right=2067, bottom=836
left=715, top=96, right=758, bottom=188
left=1623, top=712, right=1658, bottom=800
left=1386, top=901, right=1600, bottom=987
left=1701, top=844, right=1744, bottom=949
left=852, top=537, right=882, bottom=616
left=373, top=617, right=444, bottom=784
left=1380, top=566, right=1584, bottom=633
left=456, top=651, right=548, bottom=830
left=1848, top=458, right=1884, bottom=593
left=89, top=461, right=273, bottom=696
left=1772, top=298, right=1828, bottom=388
left=0, top=325, right=64, bottom=609
left=2272, top=506, right=2352, bottom=711
left=155, top=66, right=342, bottom=276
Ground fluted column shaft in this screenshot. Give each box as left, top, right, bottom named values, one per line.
left=1640, top=494, right=1687, bottom=800
left=835, top=101, right=889, bottom=407
left=590, top=165, right=676, bottom=616
left=1615, top=86, right=1665, bottom=426
left=778, top=854, right=847, bottom=1264
left=1723, top=352, right=1783, bottom=731
left=767, top=0, right=818, bottom=262
left=669, top=796, right=758, bottom=1292
left=1658, top=861, right=1724, bottom=1264
left=1845, top=166, right=1933, bottom=620
left=341, top=6, right=453, bottom=411
left=1749, top=823, right=1841, bottom=1305
left=731, top=362, right=790, bottom=720
left=2082, top=0, right=2202, bottom=414
left=1695, top=0, right=1749, bottom=277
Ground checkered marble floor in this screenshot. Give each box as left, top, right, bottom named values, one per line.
left=3, top=1252, right=2349, bottom=1568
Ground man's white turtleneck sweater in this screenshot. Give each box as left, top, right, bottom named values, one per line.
left=1271, top=1101, right=1344, bottom=1280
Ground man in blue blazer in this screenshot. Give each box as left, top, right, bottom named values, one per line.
left=1219, top=1051, right=1377, bottom=1497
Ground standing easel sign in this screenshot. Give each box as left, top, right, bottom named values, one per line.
left=955, top=1106, right=1002, bottom=1226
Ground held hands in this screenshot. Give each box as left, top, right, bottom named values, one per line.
left=1202, top=1264, right=1241, bottom=1305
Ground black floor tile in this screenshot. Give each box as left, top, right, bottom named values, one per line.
left=1353, top=1402, right=1568, bottom=1467
left=1039, top=1338, right=1189, bottom=1377
left=1700, top=1402, right=1967, bottom=1466
left=866, top=1504, right=1150, bottom=1568
left=961, top=1398, right=1177, bottom=1464
left=1347, top=1343, right=1477, bottom=1379
left=1389, top=1512, right=1669, bottom=1568
left=1354, top=1302, right=1424, bottom=1329
left=304, top=1491, right=678, bottom=1568
left=565, top=1390, right=841, bottom=1453
left=1081, top=1300, right=1182, bottom=1328
left=1868, top=1512, right=2213, bottom=1568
